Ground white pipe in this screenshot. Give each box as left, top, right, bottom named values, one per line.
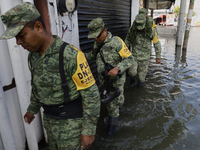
left=176, top=0, right=187, bottom=46
left=23, top=0, right=33, bottom=2
left=53, top=0, right=60, bottom=36
left=0, top=0, right=39, bottom=150
left=0, top=81, right=16, bottom=150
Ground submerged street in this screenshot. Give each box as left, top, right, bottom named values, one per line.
left=89, top=27, right=200, bottom=150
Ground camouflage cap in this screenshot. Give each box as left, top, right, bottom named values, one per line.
left=139, top=8, right=147, bottom=15
left=135, top=14, right=146, bottom=30
left=0, top=2, right=40, bottom=40
left=87, top=18, right=105, bottom=39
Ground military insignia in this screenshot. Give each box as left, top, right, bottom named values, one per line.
left=116, top=36, right=132, bottom=58
left=152, top=21, right=156, bottom=29
left=72, top=49, right=95, bottom=90
left=152, top=29, right=159, bottom=43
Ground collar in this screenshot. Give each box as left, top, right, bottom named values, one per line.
left=43, top=35, right=61, bottom=56
left=96, top=31, right=113, bottom=46
left=104, top=31, right=113, bottom=43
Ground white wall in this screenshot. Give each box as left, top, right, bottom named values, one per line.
left=0, top=0, right=44, bottom=150
left=47, top=0, right=80, bottom=48
left=131, top=0, right=142, bottom=25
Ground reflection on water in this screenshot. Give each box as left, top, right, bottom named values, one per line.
left=89, top=27, right=200, bottom=150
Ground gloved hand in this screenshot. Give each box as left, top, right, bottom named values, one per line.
left=24, top=112, right=35, bottom=125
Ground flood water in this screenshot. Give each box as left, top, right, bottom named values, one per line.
left=88, top=27, right=200, bottom=150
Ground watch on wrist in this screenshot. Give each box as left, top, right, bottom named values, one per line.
left=117, top=66, right=120, bottom=71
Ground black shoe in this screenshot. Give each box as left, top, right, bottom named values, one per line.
left=137, top=81, right=145, bottom=87
left=108, top=116, right=118, bottom=135
left=130, top=76, right=136, bottom=87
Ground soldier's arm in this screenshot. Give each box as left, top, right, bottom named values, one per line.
left=26, top=54, right=42, bottom=115
left=116, top=37, right=135, bottom=73
left=152, top=28, right=161, bottom=59
left=27, top=91, right=42, bottom=114
left=85, top=50, right=94, bottom=61
left=79, top=84, right=100, bottom=136
left=68, top=49, right=100, bottom=136
left=84, top=43, right=97, bottom=61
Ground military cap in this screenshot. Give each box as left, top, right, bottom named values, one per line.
left=87, top=18, right=105, bottom=39
left=0, top=2, right=40, bottom=40
left=135, top=14, right=146, bottom=30
left=139, top=8, right=147, bottom=15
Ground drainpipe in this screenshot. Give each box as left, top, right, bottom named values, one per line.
left=182, top=0, right=195, bottom=50
left=0, top=0, right=38, bottom=150
left=176, top=0, right=187, bottom=46
left=0, top=81, right=16, bottom=150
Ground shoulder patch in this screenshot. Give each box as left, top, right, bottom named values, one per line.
left=72, top=51, right=95, bottom=90
left=116, top=36, right=132, bottom=58
left=70, top=45, right=80, bottom=52
left=152, top=29, right=159, bottom=43
left=152, top=20, right=156, bottom=29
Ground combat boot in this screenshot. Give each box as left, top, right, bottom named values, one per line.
left=108, top=116, right=118, bottom=135
left=137, top=81, right=145, bottom=87
left=130, top=76, right=136, bottom=87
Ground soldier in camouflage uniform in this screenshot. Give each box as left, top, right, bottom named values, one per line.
left=85, top=18, right=134, bottom=135
left=125, top=8, right=162, bottom=87
left=0, top=2, right=100, bottom=150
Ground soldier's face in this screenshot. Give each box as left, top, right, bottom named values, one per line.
left=94, top=28, right=107, bottom=43
left=15, top=22, right=42, bottom=52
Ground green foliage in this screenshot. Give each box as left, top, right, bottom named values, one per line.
left=192, top=11, right=196, bottom=17
left=185, top=11, right=196, bottom=18
left=175, top=5, right=196, bottom=17
left=174, top=5, right=180, bottom=16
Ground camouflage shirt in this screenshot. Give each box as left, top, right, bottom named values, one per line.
left=125, top=17, right=161, bottom=61
left=27, top=36, right=100, bottom=136
left=85, top=31, right=134, bottom=76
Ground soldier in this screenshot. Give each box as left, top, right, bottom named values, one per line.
left=0, top=2, right=100, bottom=150
left=125, top=8, right=162, bottom=87
left=85, top=18, right=134, bottom=135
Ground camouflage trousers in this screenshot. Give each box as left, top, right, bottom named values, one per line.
left=99, top=73, right=126, bottom=117
left=128, top=58, right=150, bottom=82
left=43, top=115, right=83, bottom=150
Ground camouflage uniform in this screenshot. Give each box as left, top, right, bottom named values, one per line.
left=125, top=8, right=161, bottom=83
left=0, top=2, right=100, bottom=150
left=28, top=36, right=100, bottom=150
left=85, top=18, right=134, bottom=117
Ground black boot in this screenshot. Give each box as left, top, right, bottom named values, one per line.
left=130, top=76, right=136, bottom=87
left=108, top=116, right=118, bottom=135
left=137, top=81, right=145, bottom=87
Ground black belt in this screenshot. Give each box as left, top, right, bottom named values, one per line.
left=42, top=97, right=83, bottom=119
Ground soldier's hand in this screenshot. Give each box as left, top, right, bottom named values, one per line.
left=108, top=67, right=119, bottom=76
left=24, top=112, right=35, bottom=125
left=156, top=58, right=161, bottom=64
left=80, top=135, right=95, bottom=149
